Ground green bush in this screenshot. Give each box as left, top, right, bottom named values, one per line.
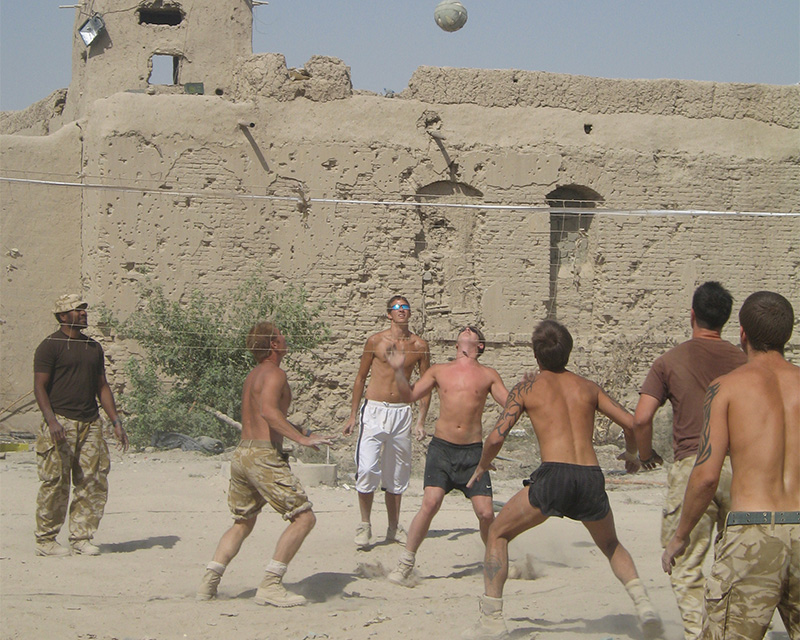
left=106, top=278, right=330, bottom=449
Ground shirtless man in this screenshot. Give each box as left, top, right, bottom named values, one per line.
left=464, top=320, right=661, bottom=639
left=384, top=326, right=508, bottom=586
left=197, top=322, right=333, bottom=607
left=662, top=291, right=799, bottom=639
left=343, top=295, right=431, bottom=548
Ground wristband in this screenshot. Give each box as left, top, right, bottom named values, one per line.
left=112, top=418, right=123, bottom=427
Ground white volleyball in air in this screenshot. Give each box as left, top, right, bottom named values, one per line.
left=434, top=1, right=468, bottom=32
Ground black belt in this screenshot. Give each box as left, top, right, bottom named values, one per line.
left=726, top=511, right=800, bottom=526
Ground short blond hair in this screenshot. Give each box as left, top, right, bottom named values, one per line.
left=246, top=321, right=279, bottom=362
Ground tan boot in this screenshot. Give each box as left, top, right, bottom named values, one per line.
left=625, top=578, right=663, bottom=639
left=462, top=595, right=508, bottom=639
left=254, top=571, right=307, bottom=607
left=70, top=540, right=101, bottom=556
left=196, top=562, right=225, bottom=601
left=387, top=558, right=415, bottom=587
left=35, top=540, right=71, bottom=557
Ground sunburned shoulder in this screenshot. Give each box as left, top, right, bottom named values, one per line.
left=248, top=360, right=284, bottom=382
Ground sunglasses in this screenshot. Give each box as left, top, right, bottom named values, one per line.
left=388, top=303, right=410, bottom=311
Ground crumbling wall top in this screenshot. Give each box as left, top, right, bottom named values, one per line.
left=403, top=66, right=800, bottom=129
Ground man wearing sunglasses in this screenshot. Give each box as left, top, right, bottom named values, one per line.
left=384, top=326, right=508, bottom=586
left=343, top=295, right=431, bottom=549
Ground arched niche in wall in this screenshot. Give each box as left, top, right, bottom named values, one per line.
left=416, top=180, right=483, bottom=199
left=414, top=180, right=484, bottom=326
left=545, top=184, right=602, bottom=319
left=414, top=180, right=483, bottom=254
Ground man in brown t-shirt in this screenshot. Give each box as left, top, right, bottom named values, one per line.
left=33, top=294, right=128, bottom=557
left=632, top=281, right=746, bottom=640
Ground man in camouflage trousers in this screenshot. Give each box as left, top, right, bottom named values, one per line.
left=632, top=282, right=746, bottom=639
left=33, top=294, right=128, bottom=557
left=663, top=291, right=799, bottom=640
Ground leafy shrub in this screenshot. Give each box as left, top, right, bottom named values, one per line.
left=105, top=277, right=330, bottom=448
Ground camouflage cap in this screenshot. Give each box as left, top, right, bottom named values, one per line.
left=53, top=293, right=88, bottom=314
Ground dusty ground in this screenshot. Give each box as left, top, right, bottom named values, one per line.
left=1, top=447, right=791, bottom=640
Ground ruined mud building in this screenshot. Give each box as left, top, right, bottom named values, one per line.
left=2, top=1, right=798, bottom=447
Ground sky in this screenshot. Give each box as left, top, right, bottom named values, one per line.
left=0, top=0, right=798, bottom=112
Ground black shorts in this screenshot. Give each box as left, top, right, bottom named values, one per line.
left=525, top=462, right=610, bottom=522
left=424, top=436, right=492, bottom=498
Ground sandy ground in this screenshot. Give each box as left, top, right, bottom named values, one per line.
left=1, top=448, right=791, bottom=640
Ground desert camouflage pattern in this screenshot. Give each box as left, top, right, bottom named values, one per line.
left=228, top=440, right=311, bottom=521
left=702, top=521, right=799, bottom=639
left=35, top=416, right=110, bottom=543
left=662, top=455, right=733, bottom=640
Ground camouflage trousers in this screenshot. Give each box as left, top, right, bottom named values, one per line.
left=228, top=440, right=311, bottom=521
left=662, top=455, right=733, bottom=640
left=35, top=416, right=110, bottom=543
left=702, top=519, right=799, bottom=639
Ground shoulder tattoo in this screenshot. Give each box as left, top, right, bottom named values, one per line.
left=494, top=379, right=530, bottom=437
left=695, top=382, right=720, bottom=467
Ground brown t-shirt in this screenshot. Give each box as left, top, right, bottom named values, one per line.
left=34, top=330, right=105, bottom=422
left=640, top=337, right=746, bottom=461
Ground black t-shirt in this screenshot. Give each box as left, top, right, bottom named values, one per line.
left=33, top=330, right=105, bottom=422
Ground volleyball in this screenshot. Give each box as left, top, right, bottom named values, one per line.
left=434, top=1, right=468, bottom=32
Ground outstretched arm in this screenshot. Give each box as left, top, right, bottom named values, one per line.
left=467, top=378, right=528, bottom=487
left=413, top=343, right=432, bottom=440
left=343, top=337, right=375, bottom=436
left=632, top=393, right=662, bottom=469
left=261, top=369, right=333, bottom=449
left=387, top=346, right=438, bottom=403
left=662, top=381, right=728, bottom=574
left=598, top=387, right=657, bottom=473
left=489, top=370, right=509, bottom=408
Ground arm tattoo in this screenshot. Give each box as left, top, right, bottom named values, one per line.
left=695, top=382, right=720, bottom=467
left=604, top=391, right=627, bottom=412
left=494, top=379, right=530, bottom=437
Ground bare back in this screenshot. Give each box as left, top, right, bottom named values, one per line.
left=719, top=355, right=800, bottom=511
left=364, top=329, right=428, bottom=403
left=240, top=360, right=292, bottom=446
left=520, top=370, right=611, bottom=466
left=431, top=359, right=507, bottom=445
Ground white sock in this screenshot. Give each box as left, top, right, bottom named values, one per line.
left=265, top=559, right=288, bottom=577
left=400, top=550, right=416, bottom=566
left=206, top=561, right=226, bottom=576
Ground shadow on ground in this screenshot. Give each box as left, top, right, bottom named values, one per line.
left=100, top=535, right=180, bottom=553
left=235, top=572, right=358, bottom=603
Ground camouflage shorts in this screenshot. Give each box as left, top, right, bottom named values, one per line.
left=228, top=440, right=311, bottom=521
left=703, top=519, right=800, bottom=639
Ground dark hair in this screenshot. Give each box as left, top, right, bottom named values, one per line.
left=739, top=291, right=794, bottom=355
left=692, top=281, right=733, bottom=331
left=532, top=320, right=573, bottom=371
left=458, top=326, right=485, bottom=355
left=387, top=295, right=409, bottom=310
left=246, top=321, right=279, bottom=362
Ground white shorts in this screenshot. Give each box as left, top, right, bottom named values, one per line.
left=354, top=400, right=412, bottom=494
